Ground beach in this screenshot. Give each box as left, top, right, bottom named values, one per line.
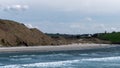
left=0, top=44, right=118, bottom=53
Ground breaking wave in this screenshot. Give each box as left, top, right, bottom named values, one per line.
left=10, top=58, right=32, bottom=61
left=82, top=56, right=120, bottom=62
left=0, top=60, right=80, bottom=68
left=2, top=56, right=120, bottom=68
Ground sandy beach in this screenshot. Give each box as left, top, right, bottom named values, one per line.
left=0, top=44, right=119, bottom=53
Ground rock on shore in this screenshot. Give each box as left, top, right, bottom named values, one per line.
left=0, top=19, right=53, bottom=46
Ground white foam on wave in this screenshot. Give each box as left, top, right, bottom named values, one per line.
left=55, top=53, right=72, bottom=56
left=0, top=65, right=21, bottom=68
left=9, top=55, right=35, bottom=58
left=82, top=56, right=120, bottom=62
left=0, top=60, right=80, bottom=68
left=10, top=58, right=32, bottom=61
left=91, top=53, right=100, bottom=56
left=79, top=53, right=89, bottom=56
left=79, top=53, right=100, bottom=56
left=9, top=53, right=72, bottom=59
left=43, top=53, right=72, bottom=57
left=0, top=63, right=3, bottom=66
left=23, top=60, right=79, bottom=67
left=2, top=56, right=120, bottom=68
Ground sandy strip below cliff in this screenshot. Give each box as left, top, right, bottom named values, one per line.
left=0, top=44, right=119, bottom=53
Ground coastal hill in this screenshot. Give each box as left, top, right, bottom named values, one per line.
left=0, top=19, right=53, bottom=46
left=0, top=19, right=114, bottom=47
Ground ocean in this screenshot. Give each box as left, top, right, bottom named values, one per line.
left=0, top=45, right=120, bottom=68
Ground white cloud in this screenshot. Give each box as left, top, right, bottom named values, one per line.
left=0, top=0, right=120, bottom=14
left=92, top=24, right=120, bottom=33
left=1, top=0, right=120, bottom=14
left=70, top=24, right=81, bottom=28
left=2, top=5, right=29, bottom=11
left=25, top=24, right=34, bottom=28
left=25, top=24, right=38, bottom=28
left=98, top=24, right=106, bottom=30
left=25, top=21, right=120, bottom=34
left=85, top=17, right=93, bottom=22
left=110, top=27, right=120, bottom=32
left=69, top=17, right=94, bottom=29
left=34, top=0, right=120, bottom=14
left=111, top=27, right=117, bottom=31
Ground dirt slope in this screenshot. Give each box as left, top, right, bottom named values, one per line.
left=0, top=19, right=53, bottom=46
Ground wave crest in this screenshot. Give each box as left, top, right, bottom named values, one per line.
left=0, top=60, right=80, bottom=68
left=82, top=56, right=120, bottom=61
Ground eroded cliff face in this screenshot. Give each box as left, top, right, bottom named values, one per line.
left=0, top=19, right=53, bottom=46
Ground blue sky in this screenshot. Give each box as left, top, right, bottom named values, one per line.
left=0, top=0, right=120, bottom=34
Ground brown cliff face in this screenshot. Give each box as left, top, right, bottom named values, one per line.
left=0, top=19, right=53, bottom=46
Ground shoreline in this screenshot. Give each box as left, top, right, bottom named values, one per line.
left=0, top=44, right=119, bottom=53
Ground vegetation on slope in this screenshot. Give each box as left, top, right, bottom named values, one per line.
left=98, top=32, right=120, bottom=44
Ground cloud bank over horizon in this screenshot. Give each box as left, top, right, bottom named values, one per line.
left=0, top=0, right=120, bottom=34
left=0, top=4, right=29, bottom=12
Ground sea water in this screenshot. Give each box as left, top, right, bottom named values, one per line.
left=0, top=45, right=120, bottom=68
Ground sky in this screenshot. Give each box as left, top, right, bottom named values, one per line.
left=0, top=0, right=120, bottom=34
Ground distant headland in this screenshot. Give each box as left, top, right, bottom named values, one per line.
left=0, top=19, right=119, bottom=47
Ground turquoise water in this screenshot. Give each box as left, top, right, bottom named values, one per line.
left=0, top=46, right=120, bottom=68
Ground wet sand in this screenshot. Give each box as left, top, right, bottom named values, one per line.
left=0, top=44, right=118, bottom=53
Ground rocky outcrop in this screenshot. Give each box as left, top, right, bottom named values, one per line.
left=0, top=19, right=53, bottom=46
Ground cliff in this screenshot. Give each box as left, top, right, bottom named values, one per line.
left=0, top=19, right=53, bottom=46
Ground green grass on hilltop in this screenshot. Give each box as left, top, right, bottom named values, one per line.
left=98, top=32, right=120, bottom=44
